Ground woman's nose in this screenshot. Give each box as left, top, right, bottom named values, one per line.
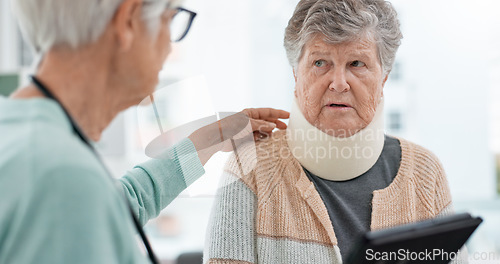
left=328, top=68, right=350, bottom=92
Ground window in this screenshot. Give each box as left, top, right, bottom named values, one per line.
left=0, top=74, right=19, bottom=96
left=390, top=61, right=402, bottom=81
left=18, top=29, right=33, bottom=67
left=497, top=155, right=500, bottom=195
left=388, top=111, right=402, bottom=132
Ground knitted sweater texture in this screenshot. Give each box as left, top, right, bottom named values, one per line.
left=204, top=130, right=457, bottom=264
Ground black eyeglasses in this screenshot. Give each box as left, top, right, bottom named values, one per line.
left=142, top=1, right=197, bottom=42
left=170, top=7, right=197, bottom=42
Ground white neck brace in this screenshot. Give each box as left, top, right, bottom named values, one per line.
left=286, top=97, right=385, bottom=181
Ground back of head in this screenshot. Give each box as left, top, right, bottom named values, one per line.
left=10, top=0, right=177, bottom=55
left=284, top=0, right=403, bottom=75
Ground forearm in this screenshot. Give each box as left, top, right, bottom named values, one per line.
left=120, top=138, right=205, bottom=225
left=189, top=131, right=222, bottom=166
left=187, top=117, right=226, bottom=166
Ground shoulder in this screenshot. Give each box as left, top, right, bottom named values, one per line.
left=223, top=130, right=299, bottom=194
left=396, top=137, right=452, bottom=214
left=24, top=134, right=114, bottom=209
left=0, top=110, right=110, bottom=202
left=31, top=123, right=114, bottom=205
left=398, top=137, right=446, bottom=177
left=32, top=116, right=106, bottom=178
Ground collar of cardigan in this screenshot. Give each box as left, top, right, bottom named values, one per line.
left=286, top=96, right=385, bottom=181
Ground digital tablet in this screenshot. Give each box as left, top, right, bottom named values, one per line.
left=347, top=213, right=482, bottom=264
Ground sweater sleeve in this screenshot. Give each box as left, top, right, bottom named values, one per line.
left=429, top=150, right=469, bottom=264
left=436, top=204, right=470, bottom=264
left=204, top=169, right=258, bottom=264
left=120, top=138, right=205, bottom=225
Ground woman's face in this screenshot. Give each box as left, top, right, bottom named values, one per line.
left=124, top=7, right=176, bottom=103
left=294, top=34, right=387, bottom=137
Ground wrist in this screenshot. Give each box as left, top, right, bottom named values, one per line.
left=189, top=122, right=224, bottom=153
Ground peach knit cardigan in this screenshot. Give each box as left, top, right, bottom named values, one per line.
left=204, top=130, right=459, bottom=264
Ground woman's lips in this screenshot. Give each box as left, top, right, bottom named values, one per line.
left=325, top=103, right=353, bottom=113
left=326, top=102, right=352, bottom=108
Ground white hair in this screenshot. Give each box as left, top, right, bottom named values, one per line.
left=10, top=0, right=182, bottom=54
left=284, top=0, right=403, bottom=75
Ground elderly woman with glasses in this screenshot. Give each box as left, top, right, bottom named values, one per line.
left=204, top=0, right=463, bottom=263
left=0, top=0, right=289, bottom=263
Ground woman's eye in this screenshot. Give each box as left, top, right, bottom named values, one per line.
left=314, top=60, right=326, bottom=67
left=351, top=60, right=366, bottom=67
left=314, top=60, right=323, bottom=67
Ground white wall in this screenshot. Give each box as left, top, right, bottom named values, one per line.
left=0, top=0, right=19, bottom=72
left=388, top=0, right=497, bottom=200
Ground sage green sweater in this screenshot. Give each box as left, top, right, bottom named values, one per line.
left=0, top=97, right=205, bottom=263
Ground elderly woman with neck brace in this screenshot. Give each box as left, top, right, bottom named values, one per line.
left=204, top=0, right=459, bottom=263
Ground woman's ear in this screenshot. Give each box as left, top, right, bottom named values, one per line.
left=293, top=68, right=298, bottom=98
left=382, top=74, right=389, bottom=87
left=112, top=0, right=142, bottom=52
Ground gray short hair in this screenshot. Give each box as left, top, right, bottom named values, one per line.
left=284, top=0, right=402, bottom=75
left=10, top=0, right=180, bottom=54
